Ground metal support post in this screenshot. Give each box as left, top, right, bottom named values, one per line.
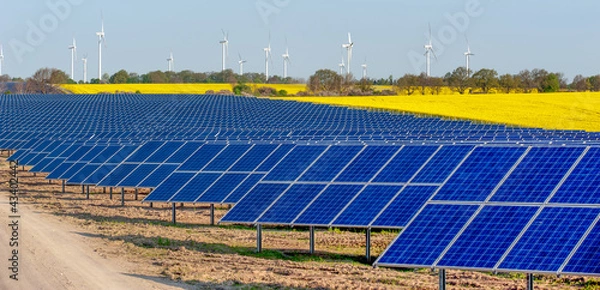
left=439, top=269, right=446, bottom=290
left=527, top=273, right=534, bottom=290
left=366, top=228, right=371, bottom=262
left=257, top=224, right=263, bottom=253
left=210, top=204, right=215, bottom=226
left=172, top=203, right=176, bottom=225
left=121, top=188, right=125, bottom=206
left=309, top=226, right=315, bottom=254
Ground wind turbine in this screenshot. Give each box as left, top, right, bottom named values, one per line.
left=96, top=14, right=106, bottom=81
left=342, top=33, right=354, bottom=76
left=219, top=30, right=229, bottom=71
left=238, top=53, right=247, bottom=75
left=0, top=44, right=4, bottom=76
left=282, top=46, right=291, bottom=78
left=263, top=34, right=272, bottom=82
left=338, top=54, right=346, bottom=75
left=464, top=37, right=474, bottom=76
left=361, top=58, right=367, bottom=79
left=167, top=52, right=174, bottom=72
left=68, top=38, right=77, bottom=80
left=424, top=24, right=437, bottom=77
left=82, top=54, right=88, bottom=83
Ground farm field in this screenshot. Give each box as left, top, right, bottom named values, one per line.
left=281, top=92, right=600, bottom=132
left=2, top=158, right=598, bottom=289
left=61, top=83, right=309, bottom=95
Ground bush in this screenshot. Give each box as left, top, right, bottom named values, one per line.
left=255, top=86, right=277, bottom=97
left=277, top=90, right=288, bottom=97
left=233, top=84, right=252, bottom=95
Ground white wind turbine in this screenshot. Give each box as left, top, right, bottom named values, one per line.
left=167, top=52, right=174, bottom=72
left=361, top=58, right=367, bottom=79
left=82, top=54, right=88, bottom=83
left=238, top=53, right=247, bottom=75
left=0, top=44, right=4, bottom=76
left=263, top=35, right=272, bottom=82
left=338, top=55, right=346, bottom=75
left=464, top=37, right=474, bottom=76
left=282, top=46, right=291, bottom=78
left=424, top=24, right=437, bottom=77
left=68, top=38, right=77, bottom=80
left=219, top=30, right=229, bottom=71
left=342, top=33, right=354, bottom=76
left=96, top=15, right=106, bottom=81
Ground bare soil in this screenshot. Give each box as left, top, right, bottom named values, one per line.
left=1, top=157, right=598, bottom=289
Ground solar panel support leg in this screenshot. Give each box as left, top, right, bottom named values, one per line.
left=86, top=185, right=90, bottom=199
left=366, top=228, right=371, bottom=262
left=33, top=172, right=36, bottom=177
left=309, top=226, right=315, bottom=254
left=439, top=269, right=446, bottom=290
left=103, top=187, right=106, bottom=194
left=256, top=224, right=262, bottom=253
left=109, top=188, right=113, bottom=200
left=48, top=179, right=51, bottom=184
left=210, top=204, right=215, bottom=226
left=62, top=180, right=65, bottom=193
left=134, top=188, right=138, bottom=201
left=121, top=188, right=125, bottom=206
left=81, top=185, right=85, bottom=194
left=527, top=273, right=534, bottom=290
left=150, top=202, right=153, bottom=208
left=172, top=203, right=176, bottom=225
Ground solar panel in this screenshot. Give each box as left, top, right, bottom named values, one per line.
left=203, top=145, right=251, bottom=171
left=82, top=164, right=118, bottom=184
left=144, top=173, right=196, bottom=202
left=258, top=184, right=327, bottom=224
left=551, top=147, right=600, bottom=204
left=335, top=146, right=399, bottom=182
left=145, top=141, right=184, bottom=163
left=432, top=147, right=527, bottom=202
left=497, top=207, right=600, bottom=272
left=332, top=185, right=402, bottom=227
left=562, top=220, right=600, bottom=275
left=263, top=146, right=327, bottom=181
left=298, top=146, right=363, bottom=182
left=255, top=144, right=295, bottom=172
left=436, top=205, right=538, bottom=269
left=97, top=164, right=141, bottom=186
left=371, top=186, right=439, bottom=228
left=412, top=145, right=474, bottom=183
left=67, top=164, right=101, bottom=184
left=490, top=147, right=584, bottom=203
left=164, top=142, right=202, bottom=163
left=373, top=146, right=439, bottom=183
left=138, top=164, right=178, bottom=188
left=196, top=173, right=248, bottom=203
left=220, top=183, right=290, bottom=223
left=169, top=173, right=222, bottom=202
left=293, top=184, right=364, bottom=226
left=178, top=145, right=226, bottom=171
left=376, top=204, right=478, bottom=267
left=222, top=174, right=265, bottom=203
left=125, top=141, right=165, bottom=162
left=229, top=144, right=278, bottom=172
left=117, top=164, right=159, bottom=187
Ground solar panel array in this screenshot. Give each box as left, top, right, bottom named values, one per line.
left=2, top=94, right=600, bottom=278
left=375, top=146, right=600, bottom=277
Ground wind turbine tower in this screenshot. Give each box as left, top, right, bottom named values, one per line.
left=342, top=33, right=354, bottom=76
left=424, top=24, right=437, bottom=77
left=238, top=53, right=247, bottom=75
left=219, top=30, right=229, bottom=71
left=167, top=52, right=174, bottom=72
left=361, top=59, right=367, bottom=79
left=68, top=38, right=77, bottom=80
left=282, top=47, right=290, bottom=78
left=264, top=36, right=272, bottom=82
left=464, top=37, right=475, bottom=76
left=82, top=54, right=88, bottom=83
left=96, top=15, right=106, bottom=80
left=0, top=44, right=4, bottom=76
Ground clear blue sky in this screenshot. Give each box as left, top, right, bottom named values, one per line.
left=1, top=0, right=598, bottom=81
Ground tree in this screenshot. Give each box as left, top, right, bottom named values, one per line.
left=517, top=70, right=535, bottom=93
left=308, top=69, right=342, bottom=94
left=142, top=71, right=168, bottom=83
left=589, top=75, right=600, bottom=92
left=541, top=73, right=560, bottom=93
left=531, top=69, right=549, bottom=92
left=429, top=77, right=445, bottom=95
left=445, top=67, right=471, bottom=94
left=498, top=74, right=518, bottom=93
left=101, top=73, right=110, bottom=84
left=571, top=75, right=589, bottom=92
left=471, top=68, right=499, bottom=94
left=27, top=68, right=68, bottom=93
left=396, top=74, right=419, bottom=95
left=109, top=70, right=129, bottom=84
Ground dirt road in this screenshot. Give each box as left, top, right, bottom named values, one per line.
left=0, top=192, right=189, bottom=290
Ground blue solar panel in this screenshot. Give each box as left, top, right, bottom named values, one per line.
left=58, top=163, right=87, bottom=180
left=229, top=144, right=278, bottom=172
left=412, top=146, right=474, bottom=183
left=294, top=184, right=364, bottom=225
left=372, top=186, right=439, bottom=228
left=178, top=145, right=226, bottom=171
left=491, top=147, right=584, bottom=203
left=170, top=173, right=222, bottom=202
left=144, top=173, right=196, bottom=202
left=374, top=146, right=439, bottom=183
left=335, top=146, right=399, bottom=182
left=256, top=144, right=295, bottom=172
left=47, top=144, right=72, bottom=157
left=27, top=153, right=48, bottom=166
left=30, top=158, right=53, bottom=172
left=258, top=184, right=327, bottom=224
left=79, top=146, right=108, bottom=162
left=333, top=185, right=402, bottom=227
left=145, top=141, right=184, bottom=163
left=552, top=148, right=600, bottom=204
left=66, top=146, right=94, bottom=161
left=125, top=141, right=165, bottom=162
left=204, top=145, right=251, bottom=171
left=220, top=183, right=290, bottom=223
left=98, top=164, right=141, bottom=186
left=264, top=146, right=327, bottom=181
left=498, top=207, right=600, bottom=272
left=437, top=206, right=538, bottom=269
left=105, top=146, right=138, bottom=163
left=41, top=158, right=67, bottom=173
left=562, top=221, right=600, bottom=275
left=433, top=147, right=527, bottom=202
left=196, top=174, right=249, bottom=203
left=46, top=162, right=76, bottom=179
left=299, top=146, right=363, bottom=182
left=165, top=142, right=202, bottom=163
left=376, top=204, right=478, bottom=266
left=82, top=164, right=118, bottom=184
left=67, top=164, right=101, bottom=184
left=89, top=146, right=122, bottom=163
left=223, top=174, right=265, bottom=203
left=117, top=164, right=159, bottom=187
left=138, top=164, right=178, bottom=188
left=7, top=150, right=30, bottom=162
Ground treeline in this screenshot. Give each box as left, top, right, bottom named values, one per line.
left=98, top=69, right=304, bottom=85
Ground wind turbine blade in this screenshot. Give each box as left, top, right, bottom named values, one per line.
left=428, top=23, right=432, bottom=45
left=348, top=32, right=352, bottom=44
left=432, top=49, right=438, bottom=61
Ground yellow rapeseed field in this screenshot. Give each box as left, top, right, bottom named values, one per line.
left=280, top=93, right=600, bottom=132
left=61, top=83, right=307, bottom=95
